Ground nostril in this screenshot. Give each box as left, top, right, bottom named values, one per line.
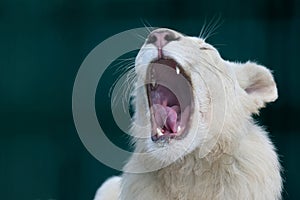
left=147, top=34, right=157, bottom=44
left=147, top=30, right=180, bottom=46
left=164, top=32, right=177, bottom=42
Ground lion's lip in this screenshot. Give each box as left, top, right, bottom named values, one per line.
left=146, top=59, right=193, bottom=143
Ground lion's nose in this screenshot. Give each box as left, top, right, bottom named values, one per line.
left=147, top=29, right=179, bottom=58
left=147, top=29, right=179, bottom=49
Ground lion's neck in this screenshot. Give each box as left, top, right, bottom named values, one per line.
left=155, top=125, right=245, bottom=199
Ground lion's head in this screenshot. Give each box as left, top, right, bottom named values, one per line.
left=129, top=28, right=277, bottom=170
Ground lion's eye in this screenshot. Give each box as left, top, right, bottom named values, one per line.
left=200, top=47, right=210, bottom=50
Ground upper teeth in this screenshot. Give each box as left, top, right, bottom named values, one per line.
left=151, top=81, right=156, bottom=87
left=176, top=66, right=180, bottom=74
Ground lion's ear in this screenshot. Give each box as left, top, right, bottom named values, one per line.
left=232, top=61, right=278, bottom=111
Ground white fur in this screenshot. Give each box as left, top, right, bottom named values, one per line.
left=94, top=176, right=121, bottom=200
left=95, top=28, right=282, bottom=200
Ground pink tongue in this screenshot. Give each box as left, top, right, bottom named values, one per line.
left=152, top=104, right=179, bottom=133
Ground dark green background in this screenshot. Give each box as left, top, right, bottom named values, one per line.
left=1, top=0, right=299, bottom=199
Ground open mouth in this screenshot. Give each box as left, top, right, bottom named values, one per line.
left=146, top=59, right=193, bottom=143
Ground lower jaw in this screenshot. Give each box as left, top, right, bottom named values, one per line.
left=151, top=128, right=190, bottom=145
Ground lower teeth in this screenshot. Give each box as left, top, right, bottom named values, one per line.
left=156, top=128, right=164, bottom=136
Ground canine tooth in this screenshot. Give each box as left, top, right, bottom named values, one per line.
left=176, top=66, right=180, bottom=74
left=151, top=81, right=156, bottom=87
left=177, top=126, right=181, bottom=132
left=156, top=128, right=164, bottom=136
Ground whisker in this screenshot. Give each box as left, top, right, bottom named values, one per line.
left=109, top=59, right=135, bottom=97
left=199, top=17, right=208, bottom=39
left=113, top=60, right=135, bottom=75
left=111, top=67, right=135, bottom=99
left=199, top=15, right=224, bottom=41
left=200, top=56, right=232, bottom=82
left=110, top=59, right=135, bottom=76
left=143, top=19, right=155, bottom=32
left=110, top=65, right=137, bottom=114
left=140, top=18, right=154, bottom=34
left=136, top=33, right=147, bottom=42
left=210, top=43, right=227, bottom=47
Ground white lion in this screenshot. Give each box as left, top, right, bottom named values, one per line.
left=94, top=28, right=282, bottom=200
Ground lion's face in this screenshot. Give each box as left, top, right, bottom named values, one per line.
left=131, top=28, right=277, bottom=165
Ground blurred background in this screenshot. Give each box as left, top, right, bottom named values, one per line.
left=1, top=0, right=299, bottom=199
